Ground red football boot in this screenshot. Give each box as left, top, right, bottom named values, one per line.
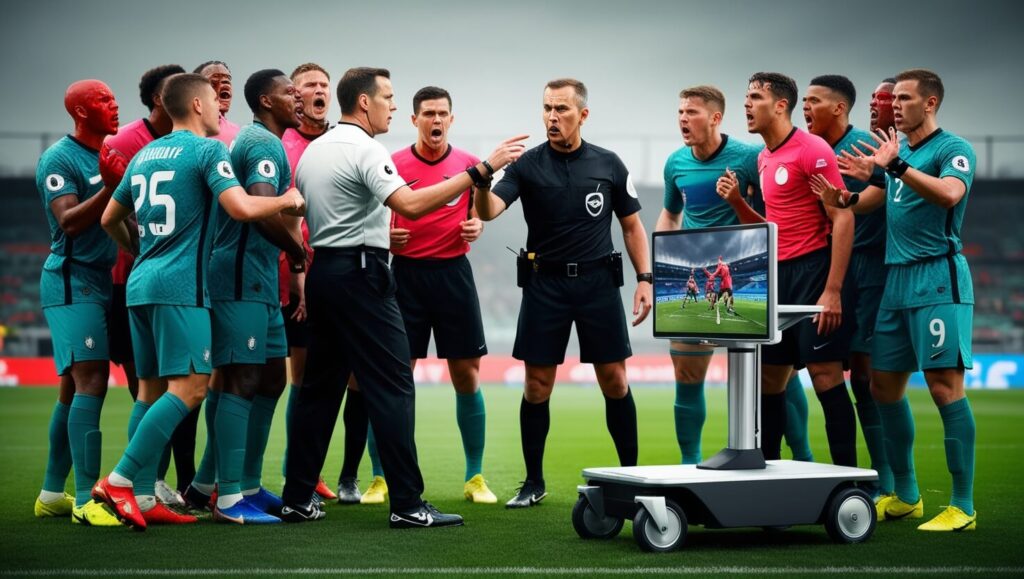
left=142, top=503, right=198, bottom=525
left=315, top=477, right=337, bottom=501
left=92, top=476, right=146, bottom=531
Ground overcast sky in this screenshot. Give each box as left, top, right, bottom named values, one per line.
left=3, top=0, right=1023, bottom=179
left=656, top=227, right=767, bottom=267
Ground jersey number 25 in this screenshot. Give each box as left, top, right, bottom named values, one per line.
left=131, top=171, right=176, bottom=237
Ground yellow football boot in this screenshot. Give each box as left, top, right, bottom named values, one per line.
left=464, top=474, right=498, bottom=504
left=360, top=476, right=388, bottom=505
left=918, top=506, right=976, bottom=532
left=71, top=499, right=124, bottom=527
left=34, top=493, right=74, bottom=518
left=883, top=496, right=924, bottom=520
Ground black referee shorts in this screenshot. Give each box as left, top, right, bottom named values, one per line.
left=762, top=247, right=855, bottom=369
left=392, top=255, right=487, bottom=359
left=281, top=292, right=311, bottom=349
left=108, top=283, right=134, bottom=366
left=513, top=267, right=631, bottom=365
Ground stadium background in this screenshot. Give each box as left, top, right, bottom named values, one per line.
left=1, top=1, right=1023, bottom=575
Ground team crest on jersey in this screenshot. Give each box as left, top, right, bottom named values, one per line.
left=45, top=174, right=66, bottom=192
left=247, top=336, right=257, bottom=351
left=774, top=166, right=789, bottom=185
left=257, top=160, right=277, bottom=178
left=951, top=155, right=970, bottom=173
left=585, top=190, right=604, bottom=217
left=217, top=161, right=235, bottom=179
left=203, top=349, right=211, bottom=362
left=815, top=158, right=827, bottom=169
left=84, top=336, right=95, bottom=350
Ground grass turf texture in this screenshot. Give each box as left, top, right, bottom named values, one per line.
left=1, top=385, right=1022, bottom=576
left=655, top=298, right=767, bottom=336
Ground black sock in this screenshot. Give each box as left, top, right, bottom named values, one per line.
left=850, top=377, right=871, bottom=405
left=171, top=405, right=201, bottom=493
left=817, top=383, right=858, bottom=467
left=520, top=397, right=550, bottom=484
left=339, top=389, right=368, bottom=481
left=761, top=392, right=786, bottom=460
left=605, top=387, right=638, bottom=467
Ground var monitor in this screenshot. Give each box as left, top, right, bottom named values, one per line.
left=653, top=223, right=777, bottom=343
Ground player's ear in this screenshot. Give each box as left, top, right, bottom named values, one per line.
left=579, top=106, right=589, bottom=125
left=359, top=93, right=370, bottom=113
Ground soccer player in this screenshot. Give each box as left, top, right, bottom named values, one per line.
left=705, top=256, right=735, bottom=319
left=719, top=72, right=858, bottom=469
left=35, top=79, right=123, bottom=526
left=278, top=62, right=345, bottom=504
left=803, top=74, right=894, bottom=506
left=869, top=78, right=897, bottom=134
left=476, top=79, right=652, bottom=508
left=813, top=69, right=978, bottom=532
left=284, top=67, right=524, bottom=528
left=93, top=73, right=305, bottom=531
left=186, top=69, right=308, bottom=525
left=100, top=64, right=194, bottom=508
left=378, top=86, right=497, bottom=504
left=685, top=274, right=699, bottom=305
left=195, top=61, right=240, bottom=147
left=654, top=85, right=761, bottom=464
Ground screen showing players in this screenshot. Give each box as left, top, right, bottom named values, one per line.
left=653, top=223, right=774, bottom=342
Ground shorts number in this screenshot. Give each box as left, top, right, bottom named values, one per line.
left=929, top=318, right=946, bottom=348
left=892, top=178, right=905, bottom=203
left=131, top=171, right=177, bottom=237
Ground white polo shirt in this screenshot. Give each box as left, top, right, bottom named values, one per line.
left=296, top=123, right=406, bottom=249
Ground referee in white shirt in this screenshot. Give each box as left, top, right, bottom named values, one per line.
left=280, top=67, right=526, bottom=528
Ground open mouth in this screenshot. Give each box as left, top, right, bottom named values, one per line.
left=547, top=127, right=560, bottom=136
left=219, top=90, right=231, bottom=100
left=430, top=128, right=442, bottom=137
left=870, top=109, right=879, bottom=119
left=313, top=97, right=326, bottom=109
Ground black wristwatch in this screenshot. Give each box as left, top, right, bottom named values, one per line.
left=636, top=273, right=653, bottom=283
left=886, top=156, right=910, bottom=179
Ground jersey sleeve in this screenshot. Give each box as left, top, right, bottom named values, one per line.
left=202, top=140, right=242, bottom=197
left=662, top=154, right=683, bottom=214
left=240, top=137, right=289, bottom=194
left=359, top=140, right=406, bottom=204
left=38, top=152, right=80, bottom=204
left=804, top=138, right=844, bottom=188
left=491, top=160, right=521, bottom=207
left=111, top=158, right=135, bottom=208
left=611, top=154, right=642, bottom=218
left=936, top=138, right=976, bottom=189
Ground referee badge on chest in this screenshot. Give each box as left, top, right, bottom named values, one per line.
left=585, top=185, right=604, bottom=217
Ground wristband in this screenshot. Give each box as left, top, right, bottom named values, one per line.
left=466, top=165, right=492, bottom=189
left=636, top=273, right=653, bottom=283
left=886, top=156, right=910, bottom=178
left=868, top=172, right=887, bottom=188
left=844, top=192, right=860, bottom=207
left=481, top=160, right=495, bottom=176
left=289, top=260, right=305, bottom=273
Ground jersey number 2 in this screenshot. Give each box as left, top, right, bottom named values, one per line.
left=131, top=171, right=176, bottom=237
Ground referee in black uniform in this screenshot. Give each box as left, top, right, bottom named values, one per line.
left=280, top=67, right=526, bottom=527
left=476, top=78, right=653, bottom=508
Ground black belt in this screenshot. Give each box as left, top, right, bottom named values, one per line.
left=532, top=255, right=614, bottom=277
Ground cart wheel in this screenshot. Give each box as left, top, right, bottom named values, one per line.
left=572, top=495, right=623, bottom=540
left=824, top=487, right=876, bottom=544
left=632, top=498, right=686, bottom=552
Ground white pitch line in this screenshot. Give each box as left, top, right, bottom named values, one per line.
left=3, top=567, right=1023, bottom=576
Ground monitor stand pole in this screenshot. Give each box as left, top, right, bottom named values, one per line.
left=697, top=342, right=765, bottom=470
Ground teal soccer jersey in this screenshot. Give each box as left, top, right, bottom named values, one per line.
left=208, top=122, right=291, bottom=305
left=37, top=136, right=116, bottom=307
left=834, top=126, right=886, bottom=251
left=112, top=130, right=240, bottom=307
left=881, top=129, right=975, bottom=309
left=663, top=135, right=761, bottom=229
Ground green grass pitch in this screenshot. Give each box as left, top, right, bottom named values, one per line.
left=1, top=385, right=1023, bottom=576
left=656, top=297, right=767, bottom=336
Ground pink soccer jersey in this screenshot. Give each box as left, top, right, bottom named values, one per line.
left=712, top=262, right=733, bottom=290
left=758, top=128, right=845, bottom=261
left=390, top=145, right=479, bottom=260
left=277, top=127, right=319, bottom=305
left=212, top=114, right=240, bottom=147
left=101, top=118, right=161, bottom=284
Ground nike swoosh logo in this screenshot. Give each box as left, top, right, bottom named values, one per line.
left=930, top=350, right=947, bottom=360
left=813, top=341, right=833, bottom=351
left=391, top=512, right=433, bottom=526
left=954, top=518, right=975, bottom=531
left=217, top=509, right=244, bottom=524
left=405, top=179, right=420, bottom=187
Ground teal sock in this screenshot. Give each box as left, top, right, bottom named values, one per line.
left=367, top=425, right=384, bottom=478
left=42, top=401, right=71, bottom=493
left=68, top=394, right=103, bottom=506
left=213, top=393, right=252, bottom=498
left=193, top=389, right=220, bottom=487
left=939, top=398, right=975, bottom=515
left=242, top=394, right=278, bottom=491
left=282, top=384, right=299, bottom=478
left=456, top=390, right=486, bottom=480
left=124, top=400, right=153, bottom=496
left=877, top=397, right=919, bottom=504
left=784, top=374, right=814, bottom=462
left=673, top=381, right=705, bottom=464
left=851, top=378, right=894, bottom=494
left=114, top=394, right=189, bottom=482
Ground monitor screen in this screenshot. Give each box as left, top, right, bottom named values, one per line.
left=653, top=223, right=776, bottom=342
